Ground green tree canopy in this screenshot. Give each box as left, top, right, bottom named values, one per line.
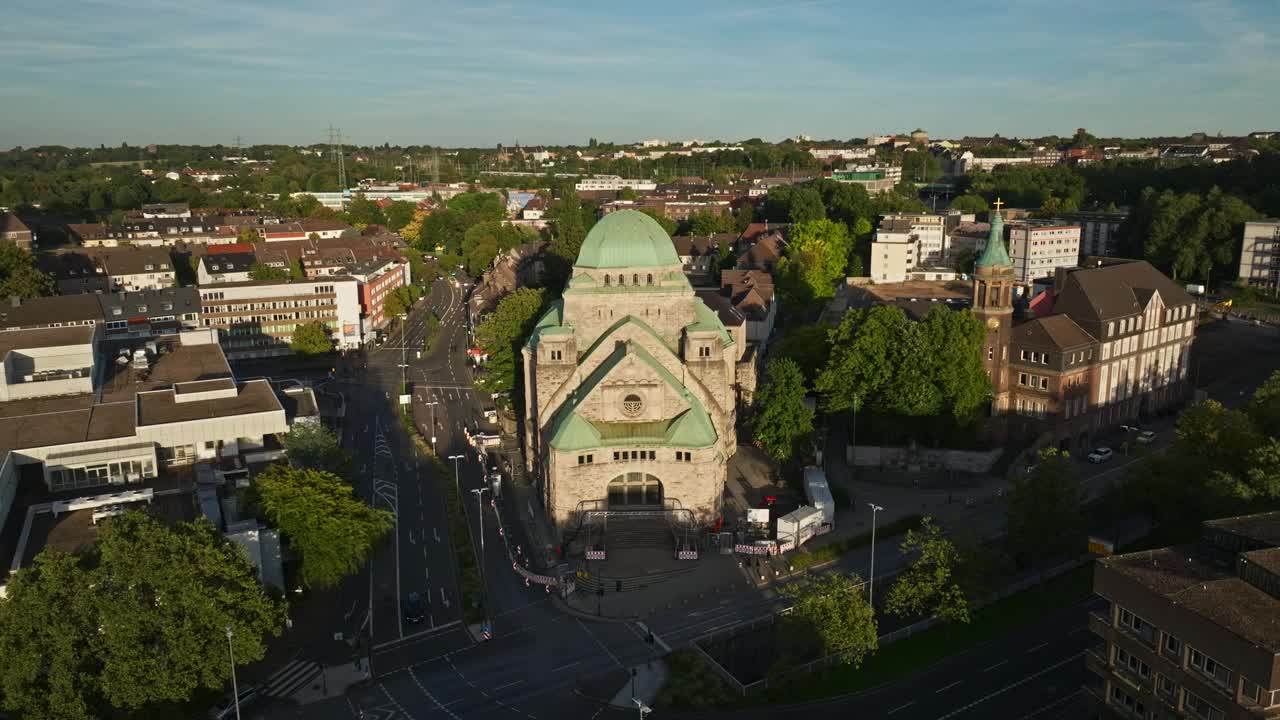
left=1007, top=448, right=1085, bottom=566
left=777, top=218, right=851, bottom=309
left=461, top=221, right=533, bottom=275
left=342, top=194, right=386, bottom=228
left=290, top=321, right=332, bottom=355
left=885, top=516, right=971, bottom=625
left=475, top=287, right=547, bottom=399
left=949, top=194, right=989, bottom=215
left=778, top=572, right=878, bottom=666
left=772, top=325, right=833, bottom=384
left=637, top=206, right=677, bottom=236
left=254, top=465, right=393, bottom=588
left=0, top=511, right=286, bottom=719
left=284, top=422, right=352, bottom=478
left=751, top=358, right=815, bottom=463
left=545, top=191, right=598, bottom=268
left=1247, top=370, right=1280, bottom=438
left=248, top=261, right=289, bottom=281
left=382, top=200, right=418, bottom=232
left=684, top=210, right=737, bottom=236
left=0, top=242, right=53, bottom=299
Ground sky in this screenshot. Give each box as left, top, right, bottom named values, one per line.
left=3, top=0, right=1278, bottom=148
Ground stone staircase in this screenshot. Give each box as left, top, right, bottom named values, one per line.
left=603, top=513, right=676, bottom=550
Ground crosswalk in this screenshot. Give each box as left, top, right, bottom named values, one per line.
left=261, top=658, right=322, bottom=698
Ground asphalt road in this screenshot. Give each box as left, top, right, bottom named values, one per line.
left=253, top=297, right=1278, bottom=719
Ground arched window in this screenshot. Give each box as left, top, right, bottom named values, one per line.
left=603, top=274, right=611, bottom=286
left=618, top=274, right=625, bottom=286
left=647, top=274, right=653, bottom=285
left=633, top=273, right=639, bottom=285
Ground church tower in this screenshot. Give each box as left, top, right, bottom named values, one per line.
left=972, top=200, right=1015, bottom=410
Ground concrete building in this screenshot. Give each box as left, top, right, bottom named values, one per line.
left=0, top=325, right=287, bottom=533
left=198, top=251, right=255, bottom=285
left=1057, top=210, right=1129, bottom=260
left=878, top=213, right=948, bottom=266
left=1088, top=511, right=1280, bottom=719
left=574, top=176, right=658, bottom=193
left=345, top=257, right=410, bottom=331
left=871, top=218, right=920, bottom=283
left=829, top=169, right=897, bottom=193
left=0, top=213, right=33, bottom=251
left=522, top=210, right=747, bottom=536
left=38, top=252, right=111, bottom=295
left=1237, top=219, right=1280, bottom=292
left=198, top=278, right=363, bottom=359
left=1000, top=221, right=1082, bottom=284
left=140, top=202, right=191, bottom=219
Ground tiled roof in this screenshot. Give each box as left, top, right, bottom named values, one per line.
left=1054, top=259, right=1194, bottom=322
left=1012, top=314, right=1096, bottom=350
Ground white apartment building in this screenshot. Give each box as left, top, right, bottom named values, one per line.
left=1237, top=219, right=1280, bottom=291
left=573, top=175, right=658, bottom=192
left=871, top=218, right=919, bottom=283
left=1057, top=211, right=1128, bottom=259
left=1002, top=222, right=1082, bottom=284
left=198, top=278, right=364, bottom=359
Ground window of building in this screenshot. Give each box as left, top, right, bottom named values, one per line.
left=1189, top=647, right=1231, bottom=688
left=1040, top=377, right=1049, bottom=390
left=1020, top=350, right=1027, bottom=361
left=1107, top=321, right=1115, bottom=337
left=577, top=454, right=593, bottom=465
left=1118, top=607, right=1156, bottom=646
left=613, top=452, right=620, bottom=461
left=1019, top=373, right=1028, bottom=386
left=204, top=440, right=216, bottom=450
left=1116, top=647, right=1151, bottom=679
left=550, top=349, right=563, bottom=361
left=698, top=346, right=711, bottom=358
left=1184, top=691, right=1220, bottom=720
left=1162, top=633, right=1182, bottom=659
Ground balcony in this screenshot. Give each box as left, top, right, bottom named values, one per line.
left=1088, top=610, right=1113, bottom=638
left=1085, top=647, right=1110, bottom=678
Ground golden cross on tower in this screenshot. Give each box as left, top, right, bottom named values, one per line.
left=992, top=197, right=1004, bottom=212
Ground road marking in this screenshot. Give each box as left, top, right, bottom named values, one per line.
left=1026, top=642, right=1048, bottom=653
left=550, top=660, right=579, bottom=673
left=493, top=679, right=524, bottom=692
left=982, top=660, right=1007, bottom=672
left=889, top=701, right=915, bottom=714
left=407, top=666, right=458, bottom=720
left=937, top=680, right=963, bottom=693
left=934, top=652, right=1084, bottom=720
left=440, top=587, right=450, bottom=608
left=377, top=683, right=417, bottom=720
left=425, top=566, right=429, bottom=580
left=1018, top=688, right=1084, bottom=719
left=576, top=618, right=623, bottom=668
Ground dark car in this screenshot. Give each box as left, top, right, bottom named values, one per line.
left=405, top=591, right=426, bottom=624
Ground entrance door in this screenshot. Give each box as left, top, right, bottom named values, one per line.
left=606, top=473, right=663, bottom=508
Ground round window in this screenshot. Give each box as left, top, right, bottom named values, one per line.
left=621, top=393, right=644, bottom=417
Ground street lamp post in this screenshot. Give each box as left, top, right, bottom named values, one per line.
left=398, top=313, right=409, bottom=395
left=447, top=454, right=464, bottom=496
left=225, top=625, right=241, bottom=720
left=867, top=503, right=884, bottom=605
left=425, top=401, right=439, bottom=450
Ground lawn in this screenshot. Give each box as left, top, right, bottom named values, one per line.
left=761, top=563, right=1095, bottom=703
left=789, top=514, right=924, bottom=571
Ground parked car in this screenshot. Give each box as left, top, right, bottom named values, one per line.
left=210, top=687, right=258, bottom=720
left=1137, top=430, right=1157, bottom=445
left=405, top=591, right=426, bottom=624
left=1088, top=447, right=1114, bottom=464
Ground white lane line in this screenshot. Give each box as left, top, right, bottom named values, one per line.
left=982, top=660, right=1008, bottom=672
left=550, top=660, right=579, bottom=673
left=1018, top=688, right=1084, bottom=719
left=889, top=701, right=915, bottom=714
left=493, top=679, right=524, bottom=692
left=1026, top=642, right=1048, bottom=653
left=934, top=652, right=1084, bottom=720
left=937, top=680, right=963, bottom=693
left=407, top=666, right=458, bottom=720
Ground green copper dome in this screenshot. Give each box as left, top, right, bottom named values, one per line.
left=975, top=210, right=1011, bottom=269
left=574, top=210, right=680, bottom=269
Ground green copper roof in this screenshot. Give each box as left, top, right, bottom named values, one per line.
left=525, top=299, right=570, bottom=348
left=547, top=340, right=718, bottom=452
left=686, top=299, right=734, bottom=347
left=579, top=314, right=675, bottom=357
left=975, top=210, right=1011, bottom=269
left=574, top=210, right=681, bottom=269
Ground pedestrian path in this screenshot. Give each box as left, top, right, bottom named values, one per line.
left=261, top=658, right=322, bottom=698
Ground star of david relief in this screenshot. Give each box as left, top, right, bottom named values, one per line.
left=621, top=393, right=644, bottom=417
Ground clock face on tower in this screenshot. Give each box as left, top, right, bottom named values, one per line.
left=986, top=317, right=1001, bottom=330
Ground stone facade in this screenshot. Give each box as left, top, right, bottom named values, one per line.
left=522, top=211, right=742, bottom=535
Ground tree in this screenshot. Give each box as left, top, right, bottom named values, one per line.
left=950, top=247, right=979, bottom=275
left=545, top=190, right=596, bottom=266
left=1007, top=448, right=1085, bottom=566
left=0, top=242, right=53, bottom=299
left=885, top=516, right=971, bottom=625
left=382, top=200, right=418, bottom=233
left=461, top=221, right=532, bottom=275
left=778, top=573, right=877, bottom=666
left=816, top=305, right=910, bottom=413
left=254, top=465, right=393, bottom=588
left=752, top=359, right=814, bottom=463
left=776, top=219, right=851, bottom=308
left=1246, top=370, right=1280, bottom=438
left=949, top=194, right=989, bottom=215
left=248, top=262, right=288, bottom=281
left=687, top=210, right=736, bottom=236
left=637, top=206, right=677, bottom=236
left=290, top=321, right=332, bottom=355
left=284, top=422, right=352, bottom=478
left=772, top=327, right=832, bottom=387
left=0, top=512, right=286, bottom=719
left=343, top=194, right=385, bottom=228
left=236, top=226, right=260, bottom=243
left=617, top=186, right=637, bottom=201
left=788, top=187, right=826, bottom=224
left=475, top=287, right=547, bottom=397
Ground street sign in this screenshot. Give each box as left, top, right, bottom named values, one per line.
left=398, top=394, right=411, bottom=405
left=481, top=623, right=492, bottom=641
left=585, top=549, right=606, bottom=561
left=676, top=549, right=698, bottom=560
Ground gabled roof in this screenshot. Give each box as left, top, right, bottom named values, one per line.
left=1053, top=259, right=1193, bottom=322
left=1012, top=314, right=1096, bottom=350
left=525, top=299, right=571, bottom=348
left=686, top=299, right=734, bottom=346
left=548, top=341, right=717, bottom=452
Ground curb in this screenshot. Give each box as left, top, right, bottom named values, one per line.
left=550, top=591, right=642, bottom=623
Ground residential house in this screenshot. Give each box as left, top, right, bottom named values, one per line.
left=672, top=233, right=734, bottom=282
left=0, top=213, right=33, bottom=251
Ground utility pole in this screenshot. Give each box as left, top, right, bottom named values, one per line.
left=448, top=454, right=465, bottom=497
left=424, top=401, right=439, bottom=450
left=225, top=626, right=242, bottom=720
left=867, top=503, right=884, bottom=605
